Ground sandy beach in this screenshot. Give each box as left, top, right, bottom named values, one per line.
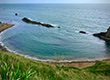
left=46, top=59, right=110, bottom=69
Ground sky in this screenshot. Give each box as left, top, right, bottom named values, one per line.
left=0, top=0, right=110, bottom=3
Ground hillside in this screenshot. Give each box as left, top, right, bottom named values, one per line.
left=0, top=51, right=110, bottom=80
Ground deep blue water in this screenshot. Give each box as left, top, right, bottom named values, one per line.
left=0, top=4, right=110, bottom=61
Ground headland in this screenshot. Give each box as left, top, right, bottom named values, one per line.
left=0, top=22, right=14, bottom=51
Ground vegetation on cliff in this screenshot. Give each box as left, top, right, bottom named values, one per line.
left=0, top=51, right=110, bottom=80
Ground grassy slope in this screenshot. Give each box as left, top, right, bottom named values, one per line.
left=0, top=51, right=110, bottom=80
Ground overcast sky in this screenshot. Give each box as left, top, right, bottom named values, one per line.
left=0, top=0, right=110, bottom=3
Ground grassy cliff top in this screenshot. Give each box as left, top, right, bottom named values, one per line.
left=0, top=51, right=110, bottom=80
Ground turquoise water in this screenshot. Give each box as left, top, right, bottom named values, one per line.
left=0, top=4, right=110, bottom=61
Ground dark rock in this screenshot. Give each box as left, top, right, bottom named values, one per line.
left=22, top=17, right=31, bottom=23
left=15, top=13, right=18, bottom=16
left=93, top=32, right=106, bottom=37
left=58, top=26, right=60, bottom=28
left=79, top=31, right=86, bottom=34
left=106, top=27, right=110, bottom=37
left=93, top=27, right=110, bottom=40
left=22, top=17, right=54, bottom=28
left=41, top=23, right=53, bottom=27
left=0, top=22, right=1, bottom=23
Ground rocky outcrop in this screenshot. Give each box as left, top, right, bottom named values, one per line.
left=15, top=13, right=18, bottom=16
left=22, top=17, right=54, bottom=28
left=79, top=31, right=86, bottom=34
left=93, top=27, right=110, bottom=40
left=58, top=26, right=60, bottom=28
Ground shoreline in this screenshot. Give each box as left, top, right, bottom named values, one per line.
left=46, top=59, right=110, bottom=69
left=0, top=22, right=110, bottom=68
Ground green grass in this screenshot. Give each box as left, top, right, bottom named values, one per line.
left=0, top=51, right=110, bottom=80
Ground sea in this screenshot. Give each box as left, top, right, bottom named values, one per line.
left=0, top=4, right=110, bottom=62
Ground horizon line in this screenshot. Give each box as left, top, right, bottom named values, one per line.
left=0, top=2, right=110, bottom=4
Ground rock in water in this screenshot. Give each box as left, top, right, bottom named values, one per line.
left=79, top=31, right=86, bottom=34
left=15, top=13, right=18, bottom=16
left=93, top=26, right=110, bottom=40
left=58, top=26, right=60, bottom=28
left=22, top=17, right=54, bottom=28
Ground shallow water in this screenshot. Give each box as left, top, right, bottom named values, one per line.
left=0, top=4, right=110, bottom=61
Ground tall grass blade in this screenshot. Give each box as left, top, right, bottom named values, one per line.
left=11, top=69, right=15, bottom=80
left=16, top=69, right=20, bottom=78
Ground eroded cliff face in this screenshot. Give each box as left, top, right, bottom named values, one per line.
left=93, top=26, right=110, bottom=40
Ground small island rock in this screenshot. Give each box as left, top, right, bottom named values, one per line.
left=58, top=26, right=60, bottom=28
left=15, top=13, right=18, bottom=16
left=79, top=31, right=86, bottom=34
